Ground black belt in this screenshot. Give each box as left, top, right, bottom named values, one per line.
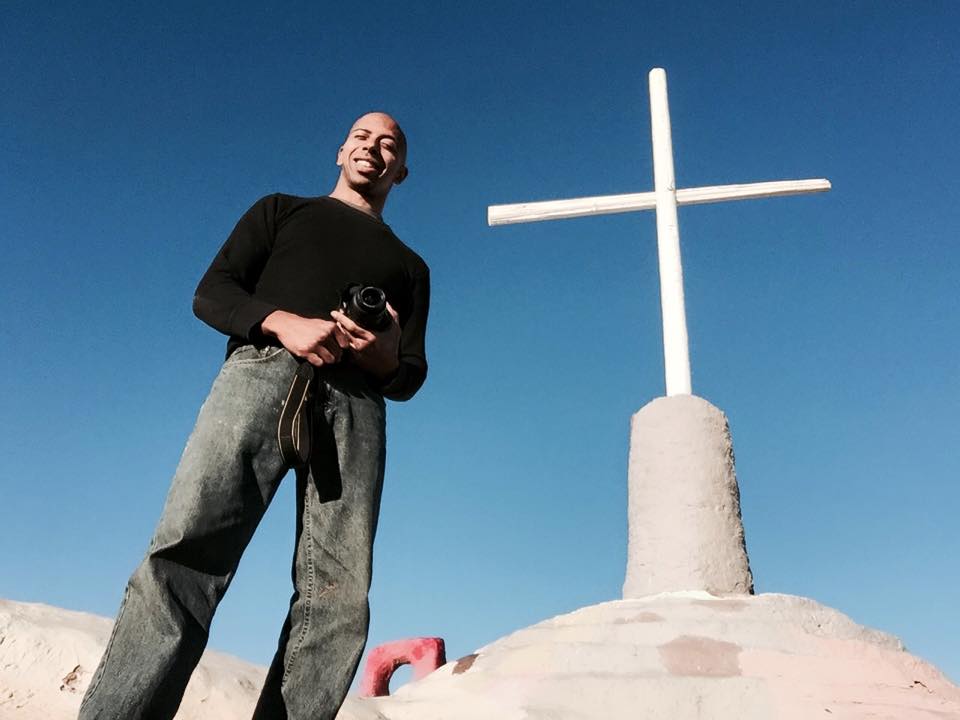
left=277, top=362, right=316, bottom=467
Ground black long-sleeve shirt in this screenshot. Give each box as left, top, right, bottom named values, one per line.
left=193, top=194, right=430, bottom=401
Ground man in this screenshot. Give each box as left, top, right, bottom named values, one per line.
left=79, top=112, right=430, bottom=720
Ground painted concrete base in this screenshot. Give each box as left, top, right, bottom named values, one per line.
left=623, top=395, right=753, bottom=598
left=338, top=592, right=960, bottom=720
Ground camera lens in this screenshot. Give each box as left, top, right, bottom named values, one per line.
left=359, top=287, right=385, bottom=310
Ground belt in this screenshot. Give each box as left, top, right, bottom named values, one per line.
left=277, top=362, right=316, bottom=467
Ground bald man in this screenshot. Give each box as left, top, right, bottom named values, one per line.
left=79, top=113, right=430, bottom=720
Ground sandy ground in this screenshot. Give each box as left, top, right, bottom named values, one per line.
left=0, top=598, right=265, bottom=719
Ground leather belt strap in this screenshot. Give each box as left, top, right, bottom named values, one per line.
left=277, top=362, right=315, bottom=467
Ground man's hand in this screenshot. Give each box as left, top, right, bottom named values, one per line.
left=330, top=303, right=401, bottom=381
left=260, top=310, right=350, bottom=367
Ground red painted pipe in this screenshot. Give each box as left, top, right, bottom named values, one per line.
left=359, top=637, right=447, bottom=697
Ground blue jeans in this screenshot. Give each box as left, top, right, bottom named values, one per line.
left=79, top=345, right=387, bottom=720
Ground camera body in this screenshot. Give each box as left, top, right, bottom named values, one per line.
left=340, top=283, right=391, bottom=331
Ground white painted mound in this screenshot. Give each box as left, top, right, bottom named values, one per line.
left=339, top=592, right=960, bottom=720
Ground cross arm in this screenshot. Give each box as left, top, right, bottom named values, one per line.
left=487, top=178, right=831, bottom=226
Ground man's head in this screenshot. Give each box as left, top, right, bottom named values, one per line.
left=335, top=112, right=408, bottom=206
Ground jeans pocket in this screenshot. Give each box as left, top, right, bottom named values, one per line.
left=226, top=344, right=287, bottom=365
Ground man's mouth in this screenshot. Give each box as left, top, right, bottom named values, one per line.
left=354, top=157, right=382, bottom=174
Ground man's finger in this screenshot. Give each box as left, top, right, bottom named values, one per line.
left=385, top=301, right=399, bottom=323
left=304, top=352, right=325, bottom=367
left=350, top=337, right=371, bottom=353
left=333, top=324, right=351, bottom=348
left=331, top=310, right=374, bottom=341
left=316, top=345, right=338, bottom=364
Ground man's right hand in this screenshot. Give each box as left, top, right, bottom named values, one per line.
left=260, top=310, right=350, bottom=367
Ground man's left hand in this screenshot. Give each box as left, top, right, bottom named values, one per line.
left=330, top=302, right=401, bottom=381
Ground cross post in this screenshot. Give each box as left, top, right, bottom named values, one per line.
left=488, top=68, right=830, bottom=397
left=649, top=68, right=691, bottom=396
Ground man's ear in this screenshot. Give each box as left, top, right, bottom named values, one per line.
left=394, top=165, right=409, bottom=185
left=336, top=145, right=345, bottom=167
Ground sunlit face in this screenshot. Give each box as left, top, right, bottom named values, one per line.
left=336, top=112, right=408, bottom=197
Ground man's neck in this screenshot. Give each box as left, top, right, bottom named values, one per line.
left=328, top=183, right=386, bottom=219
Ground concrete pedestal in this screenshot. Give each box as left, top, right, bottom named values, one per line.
left=623, top=395, right=753, bottom=598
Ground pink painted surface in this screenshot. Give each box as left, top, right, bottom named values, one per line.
left=359, top=637, right=447, bottom=697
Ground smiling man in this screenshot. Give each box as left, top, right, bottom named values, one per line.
left=79, top=112, right=430, bottom=720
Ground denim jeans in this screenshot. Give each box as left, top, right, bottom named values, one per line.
left=79, top=345, right=387, bottom=720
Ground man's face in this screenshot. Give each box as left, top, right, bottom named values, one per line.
left=336, top=113, right=408, bottom=198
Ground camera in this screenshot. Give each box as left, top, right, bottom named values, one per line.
left=340, top=283, right=391, bottom=331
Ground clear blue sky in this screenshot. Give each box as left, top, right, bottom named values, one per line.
left=3, top=0, right=958, bottom=687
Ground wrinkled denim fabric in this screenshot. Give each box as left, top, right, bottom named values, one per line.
left=79, top=345, right=386, bottom=720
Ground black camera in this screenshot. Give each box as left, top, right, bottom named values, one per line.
left=340, top=284, right=391, bottom=331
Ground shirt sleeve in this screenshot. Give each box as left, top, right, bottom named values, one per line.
left=192, top=195, right=281, bottom=340
left=379, top=265, right=430, bottom=401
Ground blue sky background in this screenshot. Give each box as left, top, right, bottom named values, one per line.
left=3, top=0, right=958, bottom=689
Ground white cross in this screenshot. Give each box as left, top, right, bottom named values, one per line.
left=488, top=68, right=831, bottom=397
